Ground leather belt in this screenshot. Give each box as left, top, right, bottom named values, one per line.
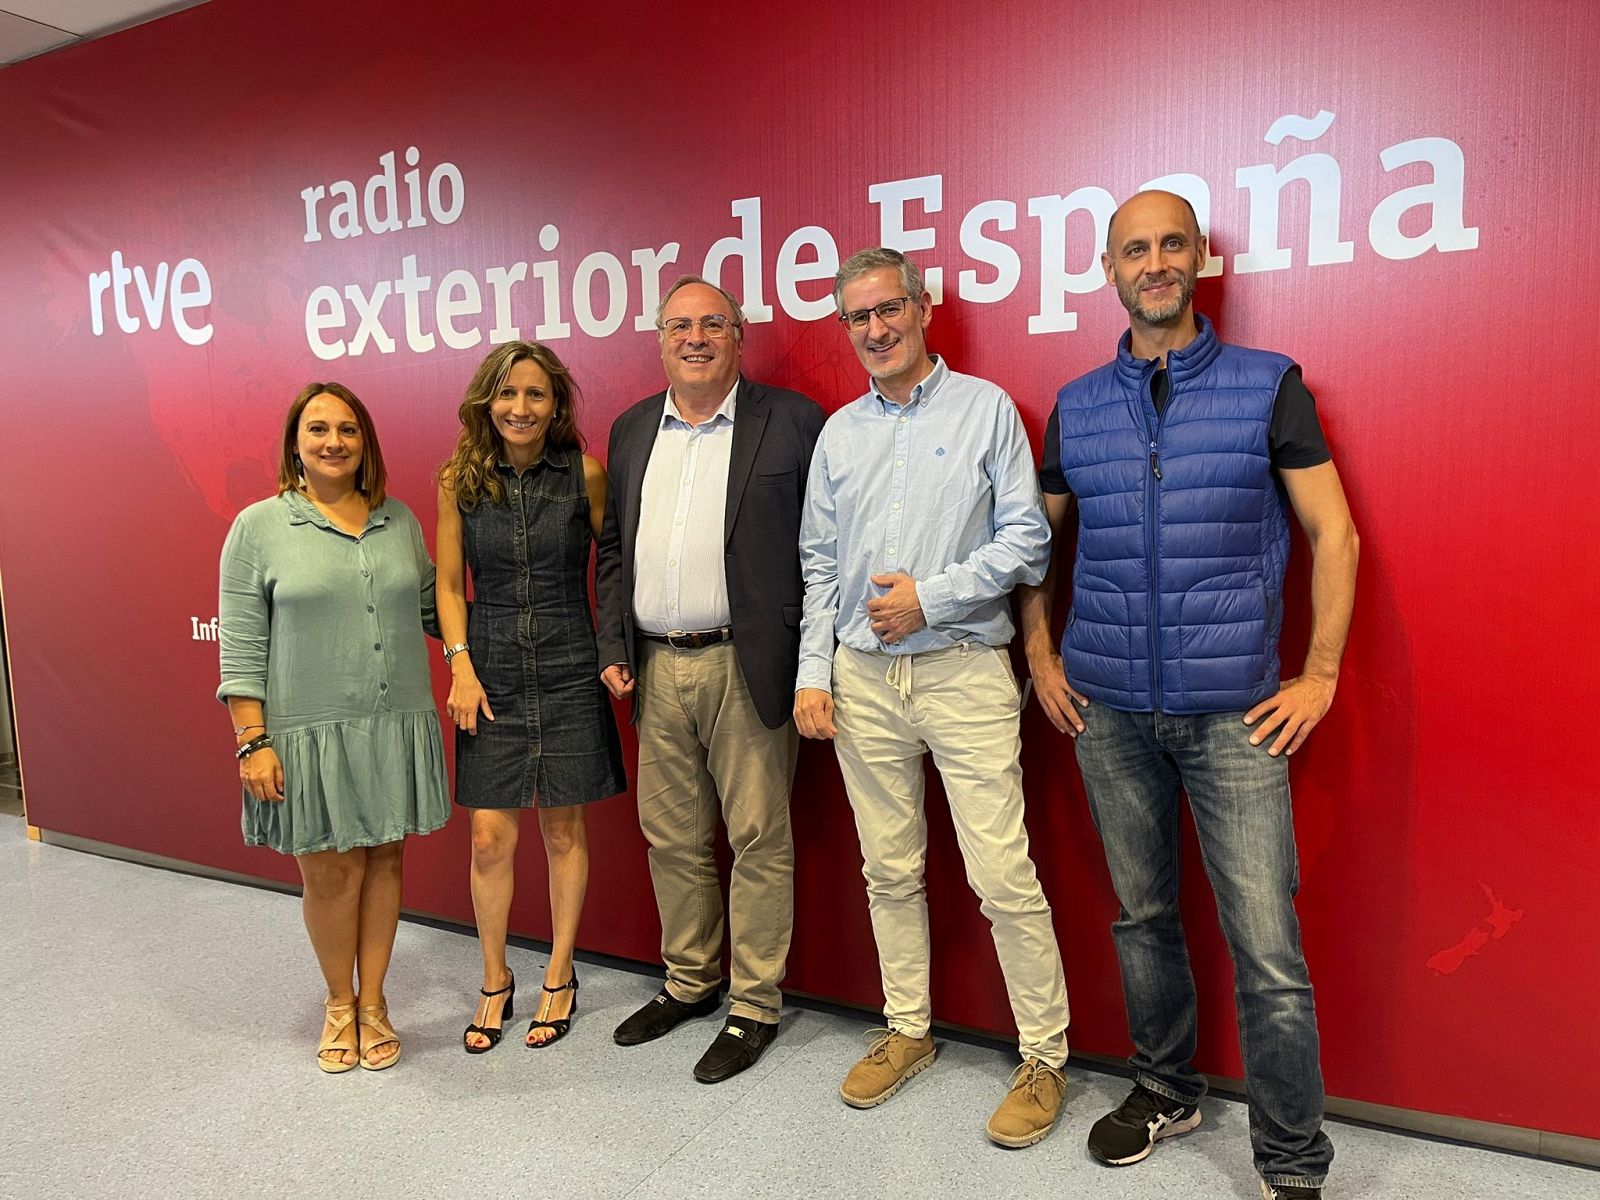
left=638, top=627, right=733, bottom=650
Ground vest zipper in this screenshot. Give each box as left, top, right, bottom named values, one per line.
left=1146, top=433, right=1162, bottom=706
left=1144, top=361, right=1172, bottom=708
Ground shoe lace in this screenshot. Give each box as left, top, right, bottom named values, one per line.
left=859, top=1026, right=896, bottom=1062
left=1006, top=1059, right=1065, bottom=1100
left=1114, top=1084, right=1171, bottom=1126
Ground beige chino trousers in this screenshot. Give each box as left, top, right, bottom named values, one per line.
left=832, top=642, right=1070, bottom=1066
left=635, top=639, right=797, bottom=1023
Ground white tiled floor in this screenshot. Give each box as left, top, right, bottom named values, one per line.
left=0, top=813, right=1592, bottom=1199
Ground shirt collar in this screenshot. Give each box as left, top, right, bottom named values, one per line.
left=496, top=445, right=570, bottom=473
left=282, top=488, right=390, bottom=532
left=870, top=354, right=947, bottom=413
left=662, top=380, right=739, bottom=430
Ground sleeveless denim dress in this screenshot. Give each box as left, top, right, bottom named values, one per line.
left=454, top=448, right=626, bottom=809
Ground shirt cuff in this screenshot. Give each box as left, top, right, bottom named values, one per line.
left=914, top=575, right=956, bottom=629
left=794, top=655, right=835, bottom=694
left=217, top=679, right=266, bottom=704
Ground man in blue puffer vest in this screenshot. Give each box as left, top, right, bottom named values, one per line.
left=1021, top=190, right=1359, bottom=1200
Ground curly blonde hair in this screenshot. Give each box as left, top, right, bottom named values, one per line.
left=442, top=342, right=584, bottom=509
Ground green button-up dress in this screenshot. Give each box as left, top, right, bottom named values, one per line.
left=217, top=490, right=450, bottom=855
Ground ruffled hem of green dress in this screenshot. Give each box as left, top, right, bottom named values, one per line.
left=241, top=709, right=450, bottom=856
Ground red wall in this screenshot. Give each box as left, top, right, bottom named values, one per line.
left=1, top=0, right=1595, bottom=1139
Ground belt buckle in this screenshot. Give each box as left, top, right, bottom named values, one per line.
left=666, top=628, right=720, bottom=650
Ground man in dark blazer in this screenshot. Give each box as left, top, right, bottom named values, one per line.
left=595, top=274, right=824, bottom=1084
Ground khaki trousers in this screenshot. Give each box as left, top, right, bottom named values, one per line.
left=635, top=639, right=797, bottom=1023
left=832, top=642, right=1070, bottom=1066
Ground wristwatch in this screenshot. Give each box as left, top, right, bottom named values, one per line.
left=443, top=643, right=470, bottom=662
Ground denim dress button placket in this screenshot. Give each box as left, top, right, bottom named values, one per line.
left=516, top=469, right=540, bottom=757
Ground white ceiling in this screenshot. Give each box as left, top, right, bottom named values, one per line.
left=0, top=1, right=210, bottom=66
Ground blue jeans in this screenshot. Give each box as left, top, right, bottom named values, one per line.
left=1074, top=706, right=1333, bottom=1188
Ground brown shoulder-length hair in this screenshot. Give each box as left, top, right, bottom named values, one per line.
left=441, top=341, right=585, bottom=510
left=276, top=381, right=388, bottom=508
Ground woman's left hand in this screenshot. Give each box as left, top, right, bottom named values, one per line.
left=446, top=664, right=495, bottom=736
left=240, top=745, right=285, bottom=803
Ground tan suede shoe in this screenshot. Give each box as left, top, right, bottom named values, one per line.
left=839, top=1028, right=936, bottom=1108
left=986, top=1058, right=1067, bottom=1147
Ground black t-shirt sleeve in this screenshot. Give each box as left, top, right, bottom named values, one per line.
left=1045, top=368, right=1326, bottom=484
left=1039, top=405, right=1070, bottom=495
left=1270, top=367, right=1332, bottom=470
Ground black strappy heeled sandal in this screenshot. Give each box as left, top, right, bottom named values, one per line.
left=463, top=973, right=515, bottom=1054
left=526, top=971, right=579, bottom=1048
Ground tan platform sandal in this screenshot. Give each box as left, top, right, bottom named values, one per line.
left=357, top=1003, right=401, bottom=1071
left=318, top=1000, right=359, bottom=1074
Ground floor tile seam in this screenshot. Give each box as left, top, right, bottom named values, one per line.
left=616, top=1029, right=836, bottom=1198
left=618, top=1105, right=749, bottom=1199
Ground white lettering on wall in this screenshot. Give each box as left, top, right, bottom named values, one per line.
left=957, top=200, right=1021, bottom=304
left=776, top=226, right=840, bottom=321
left=1028, top=186, right=1117, bottom=334
left=288, top=119, right=1483, bottom=357
left=702, top=197, right=773, bottom=323
left=88, top=251, right=213, bottom=346
left=301, top=148, right=464, bottom=242
left=1368, top=137, right=1480, bottom=260
left=871, top=175, right=944, bottom=303
left=1234, top=112, right=1355, bottom=273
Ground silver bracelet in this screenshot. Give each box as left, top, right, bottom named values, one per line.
left=443, top=642, right=470, bottom=662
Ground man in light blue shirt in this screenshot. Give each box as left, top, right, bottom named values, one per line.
left=795, top=248, right=1072, bottom=1148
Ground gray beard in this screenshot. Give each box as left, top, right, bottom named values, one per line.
left=1120, top=275, right=1194, bottom=326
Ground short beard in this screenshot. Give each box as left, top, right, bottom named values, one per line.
left=1118, top=271, right=1195, bottom=327
left=860, top=340, right=903, bottom=380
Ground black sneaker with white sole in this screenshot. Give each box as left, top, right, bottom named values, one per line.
left=1087, top=1083, right=1203, bottom=1166
left=1260, top=1181, right=1321, bottom=1199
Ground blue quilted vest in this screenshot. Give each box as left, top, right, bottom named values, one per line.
left=1056, top=314, right=1292, bottom=713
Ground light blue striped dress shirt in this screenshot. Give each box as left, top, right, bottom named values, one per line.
left=796, top=356, right=1048, bottom=693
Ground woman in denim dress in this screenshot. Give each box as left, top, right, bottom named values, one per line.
left=219, top=382, right=450, bottom=1073
left=437, top=342, right=626, bottom=1052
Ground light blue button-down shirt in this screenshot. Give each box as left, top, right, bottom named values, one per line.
left=796, top=356, right=1048, bottom=693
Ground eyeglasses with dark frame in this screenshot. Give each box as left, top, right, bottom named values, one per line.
left=659, top=315, right=738, bottom=340
left=838, top=296, right=914, bottom=330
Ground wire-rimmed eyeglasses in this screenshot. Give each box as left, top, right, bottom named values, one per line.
left=838, top=296, right=913, bottom=330
left=659, top=315, right=738, bottom=340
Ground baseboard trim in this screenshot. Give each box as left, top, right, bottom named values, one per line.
left=27, top=824, right=1599, bottom=1170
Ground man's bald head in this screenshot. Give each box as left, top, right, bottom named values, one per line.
left=1106, top=190, right=1202, bottom=256
left=1101, top=190, right=1208, bottom=331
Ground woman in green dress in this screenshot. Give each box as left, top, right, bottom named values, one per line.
left=218, top=382, right=450, bottom=1072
